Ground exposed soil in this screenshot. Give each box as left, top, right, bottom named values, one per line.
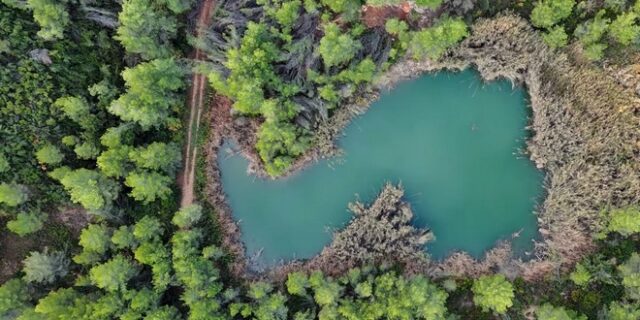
left=0, top=222, right=34, bottom=283
left=179, top=0, right=217, bottom=208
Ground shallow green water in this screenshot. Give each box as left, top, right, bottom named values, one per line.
left=218, top=69, right=544, bottom=266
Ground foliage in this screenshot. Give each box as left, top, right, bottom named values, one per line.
left=409, top=17, right=468, bottom=60
left=22, top=250, right=69, bottom=284
left=89, top=255, right=139, bottom=292
left=318, top=23, right=361, bottom=68
left=536, top=304, right=586, bottom=320
left=0, top=279, right=30, bottom=317
left=0, top=183, right=28, bottom=207
left=172, top=204, right=203, bottom=229
left=574, top=10, right=610, bottom=61
left=55, top=168, right=120, bottom=214
left=609, top=11, right=640, bottom=46
left=618, top=253, right=640, bottom=300
left=0, top=153, right=9, bottom=173
left=256, top=121, right=311, bottom=176
left=543, top=25, right=569, bottom=49
left=7, top=211, right=45, bottom=236
left=115, top=0, right=177, bottom=60
left=109, top=58, right=185, bottom=129
left=570, top=263, right=592, bottom=286
left=415, top=0, right=443, bottom=9
left=472, top=274, right=514, bottom=314
left=605, top=301, right=640, bottom=320
left=606, top=207, right=640, bottom=237
left=124, top=171, right=173, bottom=204
left=78, top=224, right=112, bottom=256
left=129, top=142, right=181, bottom=174
left=26, top=0, right=69, bottom=40
left=35, top=144, right=63, bottom=165
left=530, top=0, right=576, bottom=29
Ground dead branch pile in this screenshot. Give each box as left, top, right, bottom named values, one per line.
left=302, top=183, right=432, bottom=276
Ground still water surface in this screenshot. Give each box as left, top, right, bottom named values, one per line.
left=218, top=69, right=544, bottom=266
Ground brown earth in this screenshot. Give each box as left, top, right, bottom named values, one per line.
left=179, top=0, right=217, bottom=208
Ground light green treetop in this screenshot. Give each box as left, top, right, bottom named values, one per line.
left=409, top=17, right=468, bottom=60
left=89, top=255, right=139, bottom=292
left=609, top=11, right=640, bottom=46
left=27, top=0, right=69, bottom=40
left=472, top=274, right=514, bottom=314
left=318, top=22, right=361, bottom=68
left=0, top=183, right=28, bottom=207
left=109, top=58, right=185, bottom=129
left=531, top=0, right=576, bottom=29
left=607, top=207, right=640, bottom=236
left=536, top=303, right=586, bottom=320
left=569, top=263, right=591, bottom=286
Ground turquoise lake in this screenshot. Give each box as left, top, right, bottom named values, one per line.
left=218, top=69, right=545, bottom=266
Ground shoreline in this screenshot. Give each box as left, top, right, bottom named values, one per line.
left=202, top=14, right=640, bottom=281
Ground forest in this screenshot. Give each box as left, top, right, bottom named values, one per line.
left=0, top=0, right=639, bottom=319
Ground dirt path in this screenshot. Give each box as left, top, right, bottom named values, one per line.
left=180, top=0, right=216, bottom=207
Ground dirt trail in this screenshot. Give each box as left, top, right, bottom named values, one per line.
left=180, top=0, right=216, bottom=207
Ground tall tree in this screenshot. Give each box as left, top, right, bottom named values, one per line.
left=27, top=0, right=69, bottom=40
left=115, top=0, right=177, bottom=60
left=0, top=183, right=27, bottom=207
left=318, top=23, right=361, bottom=68
left=409, top=17, right=468, bottom=60
left=109, top=59, right=185, bottom=129
left=124, top=171, right=173, bottom=203
left=22, top=250, right=69, bottom=284
left=472, top=274, right=514, bottom=315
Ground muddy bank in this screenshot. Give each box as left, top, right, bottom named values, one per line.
left=203, top=13, right=640, bottom=281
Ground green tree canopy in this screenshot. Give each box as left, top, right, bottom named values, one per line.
left=115, top=0, right=177, bottom=60
left=7, top=211, right=45, bottom=236
left=27, top=0, right=69, bottom=40
left=609, top=11, right=640, bottom=46
left=109, top=58, right=185, bottom=129
left=22, top=250, right=69, bottom=284
left=172, top=204, right=203, bottom=229
left=0, top=279, right=30, bottom=318
left=318, top=23, right=361, bottom=68
left=536, top=303, right=586, bottom=320
left=605, top=301, right=640, bottom=320
left=472, top=274, right=514, bottom=314
left=90, top=255, right=139, bottom=292
left=36, top=144, right=63, bottom=165
left=543, top=25, right=569, bottom=49
left=618, top=253, right=640, bottom=300
left=129, top=142, right=181, bottom=174
left=56, top=168, right=120, bottom=213
left=574, top=10, right=610, bottom=61
left=607, top=207, right=640, bottom=236
left=569, top=263, right=591, bottom=286
left=530, top=0, right=576, bottom=29
left=0, top=183, right=27, bottom=207
left=125, top=171, right=173, bottom=204
left=409, top=17, right=468, bottom=60
left=54, top=96, right=97, bottom=132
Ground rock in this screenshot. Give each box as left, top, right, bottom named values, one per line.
left=29, top=49, right=52, bottom=65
